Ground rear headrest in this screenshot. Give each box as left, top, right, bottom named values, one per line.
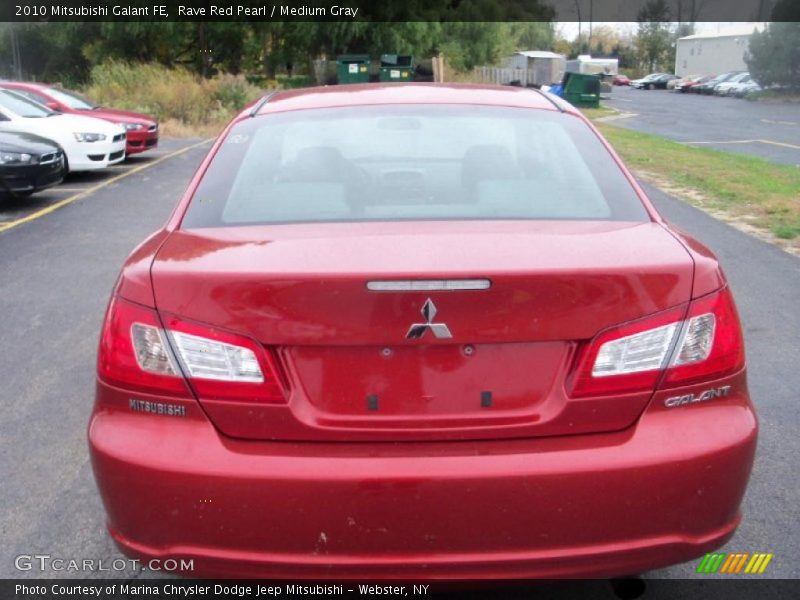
left=292, top=146, right=351, bottom=182
left=461, top=144, right=520, bottom=188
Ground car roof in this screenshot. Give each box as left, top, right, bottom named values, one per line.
left=252, top=83, right=574, bottom=118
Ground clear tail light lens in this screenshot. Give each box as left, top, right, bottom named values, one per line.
left=570, top=287, right=744, bottom=398
left=662, top=286, right=744, bottom=387
left=131, top=323, right=178, bottom=376
left=592, top=322, right=679, bottom=377
left=672, top=314, right=715, bottom=366
left=98, top=296, right=286, bottom=403
left=169, top=330, right=263, bottom=382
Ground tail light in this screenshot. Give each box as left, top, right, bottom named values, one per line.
left=570, top=287, right=744, bottom=398
left=98, top=296, right=286, bottom=403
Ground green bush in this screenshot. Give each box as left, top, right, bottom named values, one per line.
left=81, top=61, right=266, bottom=132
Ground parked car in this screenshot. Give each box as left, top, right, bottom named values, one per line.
left=0, top=89, right=125, bottom=172
left=674, top=74, right=711, bottom=93
left=693, top=71, right=744, bottom=95
left=0, top=130, right=65, bottom=197
left=714, top=72, right=752, bottom=96
left=631, top=73, right=678, bottom=89
left=731, top=80, right=762, bottom=98
left=612, top=74, right=630, bottom=86
left=90, top=83, right=757, bottom=579
left=0, top=82, right=158, bottom=155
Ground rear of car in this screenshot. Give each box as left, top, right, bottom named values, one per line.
left=696, top=72, right=742, bottom=95
left=89, top=84, right=756, bottom=579
left=631, top=74, right=666, bottom=89
left=732, top=80, right=762, bottom=98
left=675, top=75, right=710, bottom=93
left=0, top=131, right=65, bottom=196
left=714, top=73, right=752, bottom=96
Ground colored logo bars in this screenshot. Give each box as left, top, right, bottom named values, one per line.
left=697, top=552, right=774, bottom=574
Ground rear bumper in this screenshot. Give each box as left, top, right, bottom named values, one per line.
left=89, top=379, right=757, bottom=579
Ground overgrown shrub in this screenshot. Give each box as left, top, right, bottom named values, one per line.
left=81, top=61, right=266, bottom=135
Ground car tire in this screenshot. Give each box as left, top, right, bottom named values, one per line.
left=610, top=577, right=647, bottom=600
left=646, top=83, right=653, bottom=90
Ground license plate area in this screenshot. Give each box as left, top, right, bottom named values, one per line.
left=286, top=342, right=568, bottom=421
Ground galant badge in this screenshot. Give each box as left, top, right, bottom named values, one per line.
left=406, top=298, right=453, bottom=340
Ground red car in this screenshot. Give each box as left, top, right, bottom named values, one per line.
left=89, top=84, right=757, bottom=579
left=0, top=82, right=158, bottom=155
left=612, top=74, right=631, bottom=86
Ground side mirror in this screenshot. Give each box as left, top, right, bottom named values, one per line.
left=45, top=102, right=61, bottom=111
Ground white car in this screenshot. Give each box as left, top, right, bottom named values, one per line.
left=730, top=80, right=762, bottom=98
left=714, top=73, right=752, bottom=96
left=0, top=89, right=125, bottom=172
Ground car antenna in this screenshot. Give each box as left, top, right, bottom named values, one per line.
left=249, top=91, right=278, bottom=117
left=530, top=87, right=565, bottom=113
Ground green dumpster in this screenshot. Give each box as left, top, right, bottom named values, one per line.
left=379, top=54, right=414, bottom=83
left=561, top=72, right=601, bottom=108
left=336, top=54, right=371, bottom=84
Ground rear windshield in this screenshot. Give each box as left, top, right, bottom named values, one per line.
left=181, top=105, right=649, bottom=227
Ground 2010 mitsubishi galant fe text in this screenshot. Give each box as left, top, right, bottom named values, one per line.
left=88, top=84, right=757, bottom=579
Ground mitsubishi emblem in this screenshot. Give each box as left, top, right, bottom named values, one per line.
left=406, top=298, right=453, bottom=340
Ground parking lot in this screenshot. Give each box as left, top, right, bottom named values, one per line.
left=0, top=135, right=799, bottom=590
left=0, top=138, right=209, bottom=233
left=604, top=85, right=800, bottom=166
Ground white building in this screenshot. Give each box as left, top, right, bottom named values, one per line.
left=565, top=55, right=618, bottom=77
left=675, top=29, right=759, bottom=77
left=504, top=51, right=566, bottom=86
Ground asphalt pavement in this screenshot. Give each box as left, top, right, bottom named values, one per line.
left=604, top=85, right=800, bottom=166
left=0, top=137, right=798, bottom=595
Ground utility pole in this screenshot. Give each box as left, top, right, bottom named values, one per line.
left=10, top=24, right=22, bottom=79
left=588, top=0, right=593, bottom=55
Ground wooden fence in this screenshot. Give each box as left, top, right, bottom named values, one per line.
left=471, top=66, right=539, bottom=87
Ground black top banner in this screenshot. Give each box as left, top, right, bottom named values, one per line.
left=1, top=0, right=797, bottom=23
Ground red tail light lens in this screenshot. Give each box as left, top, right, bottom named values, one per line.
left=98, top=297, right=191, bottom=397
left=662, top=286, right=745, bottom=387
left=98, top=296, right=286, bottom=403
left=570, top=287, right=744, bottom=398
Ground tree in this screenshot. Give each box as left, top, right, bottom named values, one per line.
left=585, top=24, right=622, bottom=56
left=746, top=22, right=800, bottom=90
left=505, top=22, right=555, bottom=52
left=634, top=0, right=674, bottom=72
left=0, top=23, right=95, bottom=83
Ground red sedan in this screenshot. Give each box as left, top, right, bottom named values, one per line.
left=612, top=74, right=631, bottom=86
left=0, top=82, right=158, bottom=155
left=89, top=83, right=757, bottom=579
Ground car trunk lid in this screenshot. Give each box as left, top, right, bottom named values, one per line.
left=150, top=220, right=693, bottom=441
